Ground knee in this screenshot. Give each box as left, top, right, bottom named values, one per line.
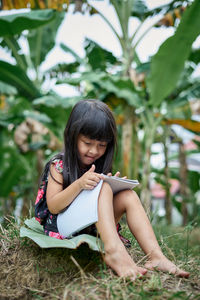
left=117, top=189, right=140, bottom=207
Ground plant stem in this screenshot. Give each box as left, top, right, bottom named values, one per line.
left=88, top=4, right=122, bottom=44
left=140, top=109, right=163, bottom=211
left=4, top=37, right=27, bottom=71
left=34, top=27, right=43, bottom=83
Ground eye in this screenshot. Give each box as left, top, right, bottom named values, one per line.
left=84, top=141, right=91, bottom=145
left=99, top=144, right=107, bottom=148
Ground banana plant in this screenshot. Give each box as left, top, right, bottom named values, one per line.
left=0, top=4, right=94, bottom=218
left=0, top=9, right=71, bottom=216
left=66, top=0, right=200, bottom=210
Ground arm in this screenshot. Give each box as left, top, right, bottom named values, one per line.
left=46, top=164, right=103, bottom=214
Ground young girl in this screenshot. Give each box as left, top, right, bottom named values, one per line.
left=35, top=99, right=189, bottom=280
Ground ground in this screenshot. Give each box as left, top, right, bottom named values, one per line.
left=0, top=218, right=200, bottom=300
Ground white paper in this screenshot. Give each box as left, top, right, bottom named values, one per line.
left=57, top=180, right=103, bottom=238
left=103, top=175, right=139, bottom=194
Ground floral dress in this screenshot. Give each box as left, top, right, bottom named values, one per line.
left=35, top=158, right=131, bottom=247
left=35, top=159, right=65, bottom=239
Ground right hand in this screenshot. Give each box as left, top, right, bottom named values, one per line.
left=78, top=164, right=103, bottom=190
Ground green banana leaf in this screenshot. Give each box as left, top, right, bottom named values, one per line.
left=20, top=218, right=103, bottom=252
left=84, top=38, right=117, bottom=71
left=58, top=72, right=142, bottom=107
left=32, top=95, right=81, bottom=138
left=28, top=11, right=65, bottom=69
left=0, top=146, right=27, bottom=197
left=60, top=43, right=84, bottom=65
left=45, top=61, right=81, bottom=76
left=131, top=0, right=148, bottom=20
left=1, top=36, right=28, bottom=70
left=0, top=80, right=17, bottom=94
left=0, top=61, right=41, bottom=99
left=147, top=0, right=200, bottom=107
left=189, top=48, right=200, bottom=64
left=0, top=9, right=56, bottom=37
left=33, top=95, right=81, bottom=108
left=97, top=76, right=142, bottom=107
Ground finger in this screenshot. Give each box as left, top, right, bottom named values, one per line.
left=122, top=176, right=127, bottom=179
left=114, top=171, right=120, bottom=177
left=107, top=172, right=112, bottom=176
left=85, top=184, right=95, bottom=190
left=87, top=179, right=99, bottom=186
left=89, top=164, right=95, bottom=172
left=92, top=173, right=104, bottom=181
left=88, top=174, right=101, bottom=182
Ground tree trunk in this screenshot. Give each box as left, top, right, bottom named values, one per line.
left=179, top=142, right=188, bottom=225
left=36, top=149, right=44, bottom=181
left=163, top=126, right=172, bottom=224
left=131, top=113, right=140, bottom=179
left=140, top=141, right=151, bottom=213
left=121, top=108, right=134, bottom=178
left=140, top=111, right=163, bottom=213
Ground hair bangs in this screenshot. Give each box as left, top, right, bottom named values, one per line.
left=80, top=112, right=113, bottom=142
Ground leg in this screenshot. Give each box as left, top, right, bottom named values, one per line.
left=95, top=182, right=147, bottom=280
left=113, top=190, right=189, bottom=278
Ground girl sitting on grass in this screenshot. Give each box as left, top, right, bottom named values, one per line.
left=35, top=99, right=189, bottom=281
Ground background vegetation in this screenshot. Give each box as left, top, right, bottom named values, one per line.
left=0, top=0, right=200, bottom=299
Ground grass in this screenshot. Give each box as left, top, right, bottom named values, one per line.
left=0, top=217, right=200, bottom=300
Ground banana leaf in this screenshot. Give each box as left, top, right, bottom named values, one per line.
left=0, top=146, right=27, bottom=197
left=58, top=72, right=142, bottom=107
left=60, top=43, right=84, bottom=64
left=20, top=218, right=103, bottom=252
left=0, top=80, right=17, bottom=94
left=27, top=11, right=65, bottom=69
left=147, top=0, right=200, bottom=107
left=0, top=9, right=56, bottom=37
left=84, top=38, right=117, bottom=71
left=0, top=61, right=41, bottom=99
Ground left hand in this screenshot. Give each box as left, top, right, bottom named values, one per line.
left=107, top=171, right=127, bottom=179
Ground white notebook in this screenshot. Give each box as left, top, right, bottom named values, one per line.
left=57, top=176, right=139, bottom=238
left=103, top=175, right=139, bottom=194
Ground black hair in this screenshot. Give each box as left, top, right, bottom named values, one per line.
left=62, top=99, right=117, bottom=188
left=43, top=99, right=117, bottom=189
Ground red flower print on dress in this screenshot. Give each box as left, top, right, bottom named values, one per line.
left=48, top=231, right=64, bottom=239
left=35, top=188, right=44, bottom=205
left=54, top=159, right=63, bottom=173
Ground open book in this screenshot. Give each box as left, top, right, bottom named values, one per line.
left=57, top=176, right=139, bottom=238
left=103, top=175, right=139, bottom=194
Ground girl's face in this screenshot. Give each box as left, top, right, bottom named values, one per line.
left=77, top=134, right=108, bottom=166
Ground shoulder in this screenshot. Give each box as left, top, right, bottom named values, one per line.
left=51, top=158, right=63, bottom=174
left=48, top=158, right=63, bottom=186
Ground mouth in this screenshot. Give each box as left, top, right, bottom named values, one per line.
left=85, top=155, right=96, bottom=161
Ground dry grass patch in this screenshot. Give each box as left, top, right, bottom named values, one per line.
left=0, top=218, right=199, bottom=299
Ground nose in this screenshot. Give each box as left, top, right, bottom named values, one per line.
left=89, top=145, right=98, bottom=155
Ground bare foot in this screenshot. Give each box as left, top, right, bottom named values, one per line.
left=104, top=244, right=147, bottom=280
left=145, top=255, right=189, bottom=278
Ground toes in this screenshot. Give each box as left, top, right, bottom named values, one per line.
left=144, top=262, right=155, bottom=270
left=168, top=266, right=190, bottom=278
left=176, top=270, right=190, bottom=278
left=138, top=267, right=148, bottom=275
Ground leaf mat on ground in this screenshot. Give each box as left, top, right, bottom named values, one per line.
left=20, top=218, right=103, bottom=251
